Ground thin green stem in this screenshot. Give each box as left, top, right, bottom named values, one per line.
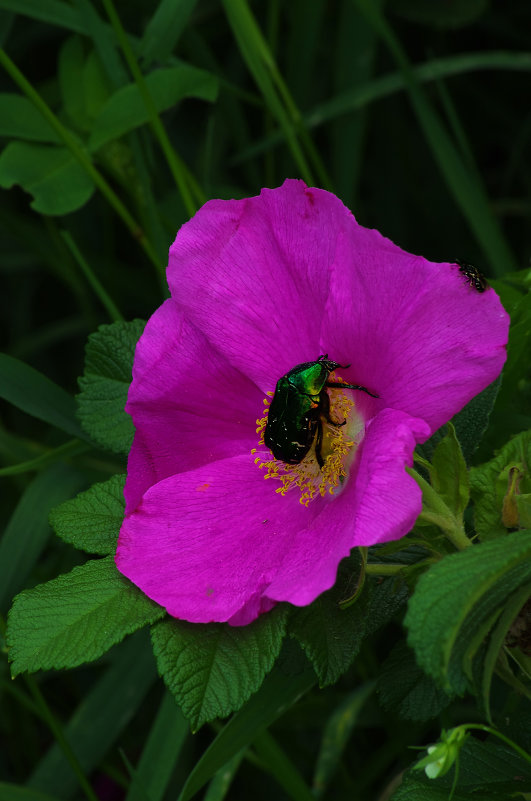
left=465, top=724, right=531, bottom=765
left=0, top=439, right=89, bottom=477
left=0, top=47, right=162, bottom=275
left=365, top=563, right=406, bottom=576
left=222, top=0, right=316, bottom=185
left=60, top=231, right=124, bottom=322
left=351, top=0, right=517, bottom=277
left=407, top=467, right=472, bottom=550
left=101, top=0, right=200, bottom=216
left=25, top=675, right=99, bottom=801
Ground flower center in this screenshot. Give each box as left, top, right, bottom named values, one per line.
left=251, top=373, right=364, bottom=506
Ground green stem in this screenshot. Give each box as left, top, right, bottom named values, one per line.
left=25, top=675, right=99, bottom=801
left=464, top=724, right=531, bottom=766
left=222, top=0, right=316, bottom=185
left=60, top=231, right=124, bottom=322
left=101, top=0, right=200, bottom=216
left=0, top=439, right=89, bottom=477
left=365, top=563, right=406, bottom=576
left=407, top=467, right=472, bottom=550
left=0, top=47, right=162, bottom=275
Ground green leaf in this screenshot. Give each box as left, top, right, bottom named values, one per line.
left=0, top=0, right=84, bottom=31
left=0, top=142, right=95, bottom=214
left=0, top=353, right=87, bottom=440
left=388, top=0, right=489, bottom=29
left=83, top=50, right=111, bottom=120
left=28, top=631, right=157, bottom=798
left=49, top=474, right=125, bottom=555
left=470, top=430, right=531, bottom=540
left=151, top=604, right=288, bottom=731
left=0, top=93, right=60, bottom=142
left=7, top=555, right=164, bottom=675
left=77, top=319, right=145, bottom=454
left=430, top=423, right=469, bottom=519
left=0, top=464, right=85, bottom=610
left=390, top=774, right=502, bottom=801
left=405, top=531, right=531, bottom=693
left=396, top=736, right=531, bottom=800
left=140, top=0, right=199, bottom=66
left=125, top=691, right=189, bottom=801
left=177, top=641, right=316, bottom=801
left=313, top=683, right=375, bottom=797
left=290, top=552, right=370, bottom=686
left=377, top=641, right=452, bottom=721
left=0, top=785, right=63, bottom=801
left=452, top=377, right=501, bottom=463
left=58, top=35, right=90, bottom=131
left=89, top=64, right=218, bottom=151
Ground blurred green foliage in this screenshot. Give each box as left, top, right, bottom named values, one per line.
left=1, top=2, right=531, bottom=800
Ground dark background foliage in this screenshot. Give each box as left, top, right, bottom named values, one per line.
left=1, top=2, right=531, bottom=800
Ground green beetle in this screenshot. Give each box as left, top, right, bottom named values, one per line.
left=264, top=355, right=378, bottom=468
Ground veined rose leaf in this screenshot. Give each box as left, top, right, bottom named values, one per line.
left=151, top=605, right=288, bottom=731
left=7, top=556, right=164, bottom=675
left=49, top=474, right=125, bottom=555
left=405, top=531, right=531, bottom=694
left=77, top=319, right=145, bottom=454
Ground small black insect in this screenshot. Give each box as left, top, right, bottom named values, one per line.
left=456, top=259, right=488, bottom=293
left=264, top=355, right=378, bottom=469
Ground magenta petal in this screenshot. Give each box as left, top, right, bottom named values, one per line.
left=322, top=223, right=509, bottom=434
left=124, top=299, right=262, bottom=512
left=348, top=409, right=430, bottom=546
left=117, top=454, right=329, bottom=623
left=117, top=181, right=510, bottom=626
left=167, top=179, right=357, bottom=390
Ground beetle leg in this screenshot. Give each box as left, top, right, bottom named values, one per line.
left=326, top=381, right=379, bottom=399
left=320, top=389, right=347, bottom=427
left=315, top=419, right=325, bottom=468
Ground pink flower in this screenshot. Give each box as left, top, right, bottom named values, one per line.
left=115, top=179, right=509, bottom=625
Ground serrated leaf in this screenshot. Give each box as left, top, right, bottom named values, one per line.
left=290, top=552, right=370, bottom=686
left=0, top=93, right=60, bottom=142
left=177, top=641, right=315, bottom=801
left=377, top=641, right=452, bottom=721
left=405, top=531, right=531, bottom=694
left=77, top=319, right=145, bottom=454
left=89, top=65, right=218, bottom=151
left=470, top=429, right=531, bottom=540
left=49, top=474, right=125, bottom=555
left=151, top=605, right=288, bottom=731
left=452, top=377, right=501, bottom=463
left=0, top=142, right=95, bottom=214
left=390, top=774, right=502, bottom=801
left=417, top=378, right=501, bottom=465
left=7, top=556, right=164, bottom=675
left=430, top=423, right=469, bottom=518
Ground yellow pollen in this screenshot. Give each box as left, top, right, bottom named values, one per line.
left=251, top=373, right=363, bottom=506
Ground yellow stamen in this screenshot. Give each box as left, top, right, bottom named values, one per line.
left=252, top=373, right=364, bottom=506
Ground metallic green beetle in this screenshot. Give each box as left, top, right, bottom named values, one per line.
left=264, top=355, right=378, bottom=468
